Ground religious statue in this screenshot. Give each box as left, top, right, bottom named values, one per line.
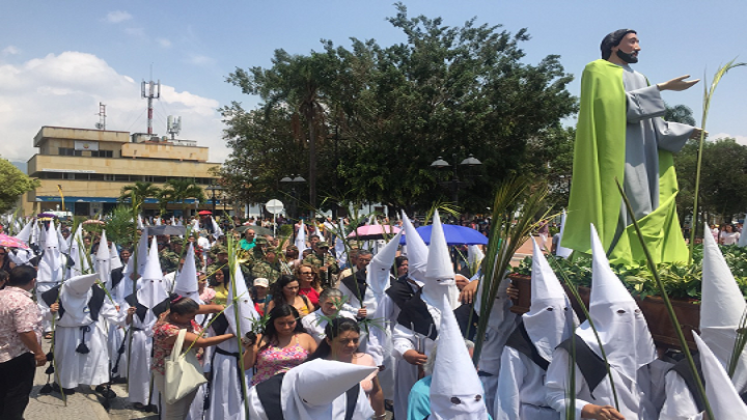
left=562, top=29, right=704, bottom=265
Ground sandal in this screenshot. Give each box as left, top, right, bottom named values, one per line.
left=44, top=332, right=53, bottom=340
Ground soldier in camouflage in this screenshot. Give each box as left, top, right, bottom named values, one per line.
left=302, top=241, right=339, bottom=287
left=158, top=238, right=180, bottom=274
left=251, top=247, right=281, bottom=285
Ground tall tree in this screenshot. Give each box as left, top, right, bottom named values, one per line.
left=159, top=178, right=206, bottom=215
left=0, top=158, right=39, bottom=214
left=665, top=103, right=697, bottom=126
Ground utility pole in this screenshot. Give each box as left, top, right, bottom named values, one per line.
left=141, top=78, right=160, bottom=135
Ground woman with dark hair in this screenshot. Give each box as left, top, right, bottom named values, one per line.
left=208, top=266, right=230, bottom=306
left=265, top=274, right=312, bottom=317
left=0, top=246, right=13, bottom=273
left=394, top=256, right=409, bottom=281
left=720, top=223, right=741, bottom=245
left=151, top=294, right=234, bottom=419
left=307, top=318, right=385, bottom=418
left=243, top=304, right=316, bottom=386
left=294, top=263, right=322, bottom=308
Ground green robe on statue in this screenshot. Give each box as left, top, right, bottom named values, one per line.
left=562, top=59, right=693, bottom=266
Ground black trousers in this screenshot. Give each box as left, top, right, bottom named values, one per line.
left=0, top=352, right=35, bottom=420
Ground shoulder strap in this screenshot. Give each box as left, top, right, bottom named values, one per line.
left=256, top=372, right=286, bottom=420
left=170, top=329, right=187, bottom=362
left=558, top=335, right=608, bottom=393
left=504, top=322, right=549, bottom=370
left=344, top=384, right=360, bottom=420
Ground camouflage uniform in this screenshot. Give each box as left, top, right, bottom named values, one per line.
left=159, top=247, right=180, bottom=274
left=251, top=259, right=281, bottom=285
left=302, top=241, right=339, bottom=286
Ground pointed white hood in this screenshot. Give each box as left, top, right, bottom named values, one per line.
left=576, top=224, right=655, bottom=381
left=95, top=230, right=112, bottom=288
left=37, top=223, right=63, bottom=283
left=694, top=333, right=747, bottom=419
left=13, top=218, right=34, bottom=244
left=700, top=222, right=747, bottom=391
left=280, top=359, right=377, bottom=420
left=137, top=215, right=145, bottom=230
left=402, top=210, right=429, bottom=285
left=56, top=222, right=69, bottom=254
left=555, top=209, right=573, bottom=258
left=69, top=223, right=90, bottom=277
left=523, top=238, right=577, bottom=361
left=224, top=260, right=258, bottom=336
left=430, top=295, right=488, bottom=420
left=110, top=242, right=123, bottom=271
left=174, top=243, right=201, bottom=303
left=63, top=273, right=99, bottom=297
left=137, top=236, right=168, bottom=309
left=367, top=228, right=403, bottom=299
left=423, top=210, right=459, bottom=310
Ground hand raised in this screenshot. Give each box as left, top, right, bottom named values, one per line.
left=658, top=75, right=699, bottom=91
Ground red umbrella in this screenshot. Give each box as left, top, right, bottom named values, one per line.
left=0, top=233, right=29, bottom=249
left=347, top=225, right=401, bottom=240
left=198, top=210, right=213, bottom=216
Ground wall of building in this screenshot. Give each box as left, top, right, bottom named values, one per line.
left=121, top=142, right=208, bottom=162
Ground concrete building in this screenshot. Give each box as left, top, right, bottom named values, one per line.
left=24, top=126, right=227, bottom=216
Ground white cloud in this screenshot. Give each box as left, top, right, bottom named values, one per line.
left=157, top=38, right=172, bottom=48
left=2, top=45, right=20, bottom=56
left=0, top=51, right=228, bottom=163
left=105, top=11, right=132, bottom=24
left=709, top=132, right=747, bottom=145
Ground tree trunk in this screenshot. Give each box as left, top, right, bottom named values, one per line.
left=308, top=115, right=317, bottom=219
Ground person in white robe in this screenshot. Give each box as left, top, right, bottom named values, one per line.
left=124, top=236, right=169, bottom=409
left=691, top=333, right=747, bottom=420
left=428, top=295, right=489, bottom=420
left=660, top=224, right=747, bottom=419
left=248, top=359, right=377, bottom=420
left=544, top=225, right=656, bottom=420
left=205, top=261, right=257, bottom=420
left=43, top=273, right=127, bottom=393
left=36, top=223, right=66, bottom=333
left=495, top=239, right=576, bottom=420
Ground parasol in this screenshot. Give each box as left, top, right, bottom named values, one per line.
left=399, top=224, right=487, bottom=246
left=0, top=233, right=30, bottom=249
left=347, top=224, right=400, bottom=240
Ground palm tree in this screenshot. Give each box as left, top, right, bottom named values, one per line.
left=119, top=181, right=161, bottom=210
left=160, top=179, right=206, bottom=215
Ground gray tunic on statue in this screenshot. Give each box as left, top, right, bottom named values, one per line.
left=614, top=64, right=694, bottom=244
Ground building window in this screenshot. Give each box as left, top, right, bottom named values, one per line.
left=91, top=150, right=113, bottom=158
left=59, top=148, right=82, bottom=156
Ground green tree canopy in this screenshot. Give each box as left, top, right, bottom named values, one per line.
left=220, top=4, right=577, bottom=215
left=119, top=181, right=161, bottom=210
left=0, top=158, right=39, bottom=214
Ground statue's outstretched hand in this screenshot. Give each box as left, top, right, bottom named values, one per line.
left=690, top=128, right=708, bottom=140
left=658, top=75, right=700, bottom=91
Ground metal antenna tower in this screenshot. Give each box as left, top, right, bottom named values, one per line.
left=141, top=77, right=161, bottom=135
left=95, top=102, right=106, bottom=130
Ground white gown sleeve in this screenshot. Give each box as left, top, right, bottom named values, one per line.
left=544, top=348, right=589, bottom=420
left=391, top=323, right=416, bottom=359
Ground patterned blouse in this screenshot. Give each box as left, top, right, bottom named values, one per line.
left=250, top=334, right=309, bottom=386
left=151, top=319, right=203, bottom=375
left=0, top=287, right=42, bottom=363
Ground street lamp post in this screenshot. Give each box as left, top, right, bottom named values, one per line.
left=430, top=153, right=482, bottom=206
left=206, top=183, right=222, bottom=214
left=280, top=175, right=306, bottom=219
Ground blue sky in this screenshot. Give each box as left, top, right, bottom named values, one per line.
left=2, top=1, right=746, bottom=164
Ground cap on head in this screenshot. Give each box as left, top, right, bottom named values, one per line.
left=254, top=277, right=269, bottom=288
left=601, top=29, right=636, bottom=59
left=316, top=241, right=329, bottom=249
left=255, top=237, right=269, bottom=246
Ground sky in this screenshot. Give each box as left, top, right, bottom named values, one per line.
left=2, top=1, right=746, bottom=165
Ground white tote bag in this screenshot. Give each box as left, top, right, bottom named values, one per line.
left=164, top=329, right=207, bottom=405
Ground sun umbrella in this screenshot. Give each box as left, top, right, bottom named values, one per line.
left=0, top=233, right=30, bottom=249
left=346, top=224, right=400, bottom=240
left=399, top=224, right=487, bottom=246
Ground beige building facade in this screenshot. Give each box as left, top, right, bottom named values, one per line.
left=24, top=126, right=227, bottom=216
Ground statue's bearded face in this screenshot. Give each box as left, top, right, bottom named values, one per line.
left=613, top=32, right=640, bottom=63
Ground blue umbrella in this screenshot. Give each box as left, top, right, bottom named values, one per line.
left=399, top=224, right=488, bottom=246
